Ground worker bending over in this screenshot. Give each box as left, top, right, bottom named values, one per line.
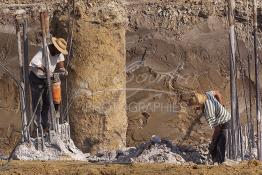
left=29, top=37, right=68, bottom=133
left=190, top=90, right=231, bottom=163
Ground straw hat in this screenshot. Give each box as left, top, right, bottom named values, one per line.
left=52, top=37, right=68, bottom=55
left=190, top=92, right=207, bottom=105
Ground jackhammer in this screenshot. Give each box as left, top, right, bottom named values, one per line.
left=51, top=71, right=71, bottom=143
left=52, top=72, right=62, bottom=119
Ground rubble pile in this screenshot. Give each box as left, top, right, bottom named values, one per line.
left=15, top=140, right=85, bottom=161
left=13, top=137, right=86, bottom=161
left=87, top=136, right=210, bottom=165
left=10, top=135, right=256, bottom=164
left=12, top=124, right=86, bottom=161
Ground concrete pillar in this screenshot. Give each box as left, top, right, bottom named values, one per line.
left=68, top=2, right=127, bottom=153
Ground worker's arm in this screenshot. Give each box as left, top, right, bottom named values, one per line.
left=56, top=61, right=68, bottom=76
left=212, top=90, right=223, bottom=105
left=35, top=65, right=46, bottom=72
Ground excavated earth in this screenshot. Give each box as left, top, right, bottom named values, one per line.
left=0, top=160, right=262, bottom=175
left=125, top=0, right=262, bottom=147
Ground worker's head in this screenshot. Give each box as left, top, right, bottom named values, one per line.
left=49, top=37, right=68, bottom=56
left=189, top=92, right=207, bottom=106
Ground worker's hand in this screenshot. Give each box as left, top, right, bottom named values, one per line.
left=58, top=68, right=68, bottom=76
left=213, top=90, right=223, bottom=105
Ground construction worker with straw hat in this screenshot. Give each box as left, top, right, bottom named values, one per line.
left=29, top=37, right=68, bottom=133
left=190, top=90, right=231, bottom=164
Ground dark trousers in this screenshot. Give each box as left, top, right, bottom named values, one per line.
left=210, top=122, right=230, bottom=164
left=211, top=129, right=227, bottom=163
left=29, top=72, right=49, bottom=130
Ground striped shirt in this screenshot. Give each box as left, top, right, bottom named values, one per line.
left=203, top=91, right=231, bottom=128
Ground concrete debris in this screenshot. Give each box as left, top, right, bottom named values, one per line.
left=222, top=159, right=240, bottom=166
left=11, top=135, right=257, bottom=165
left=86, top=136, right=209, bottom=165
left=243, top=148, right=258, bottom=160
left=14, top=9, right=26, bottom=15
left=13, top=136, right=86, bottom=161
left=115, top=136, right=209, bottom=164
left=85, top=136, right=257, bottom=165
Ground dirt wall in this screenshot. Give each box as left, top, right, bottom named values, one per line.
left=125, top=0, right=261, bottom=146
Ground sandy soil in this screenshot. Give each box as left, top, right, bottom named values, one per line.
left=0, top=160, right=261, bottom=175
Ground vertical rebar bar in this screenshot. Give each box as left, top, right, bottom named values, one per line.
left=22, top=19, right=31, bottom=127
left=240, top=125, right=244, bottom=160
left=64, top=0, right=75, bottom=142
left=245, top=125, right=249, bottom=156
left=33, top=119, right=40, bottom=150
left=225, top=129, right=230, bottom=159
left=39, top=115, right=45, bottom=151
left=16, top=18, right=29, bottom=142
left=248, top=54, right=255, bottom=149
left=229, top=128, right=233, bottom=158
left=236, top=90, right=241, bottom=158
left=243, top=125, right=247, bottom=155
left=228, top=0, right=238, bottom=160
left=40, top=12, right=55, bottom=134
left=45, top=13, right=57, bottom=133
left=253, top=0, right=262, bottom=161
